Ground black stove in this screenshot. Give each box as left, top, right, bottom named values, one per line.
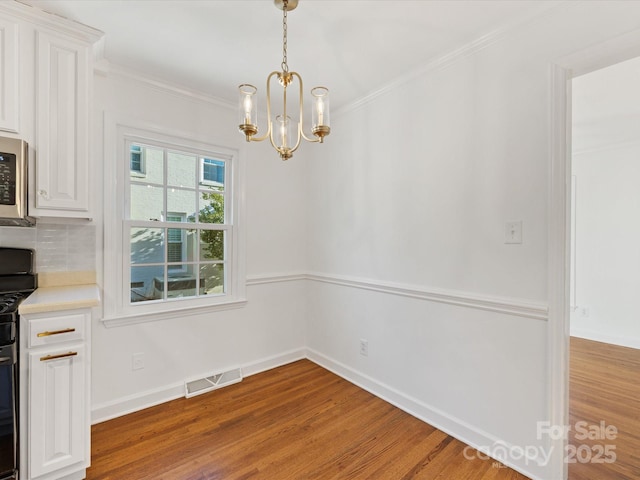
left=0, top=294, right=26, bottom=317
left=0, top=247, right=36, bottom=480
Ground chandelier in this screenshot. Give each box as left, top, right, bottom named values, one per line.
left=238, top=0, right=330, bottom=161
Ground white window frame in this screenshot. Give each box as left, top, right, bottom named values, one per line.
left=102, top=116, right=246, bottom=326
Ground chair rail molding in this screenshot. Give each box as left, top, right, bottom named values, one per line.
left=246, top=272, right=548, bottom=321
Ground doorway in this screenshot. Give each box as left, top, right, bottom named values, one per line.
left=567, top=56, right=640, bottom=480
left=548, top=29, right=640, bottom=480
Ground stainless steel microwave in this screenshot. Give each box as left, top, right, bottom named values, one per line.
left=0, top=137, right=34, bottom=226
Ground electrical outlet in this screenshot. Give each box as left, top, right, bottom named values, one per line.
left=359, top=339, right=369, bottom=357
left=132, top=353, right=145, bottom=371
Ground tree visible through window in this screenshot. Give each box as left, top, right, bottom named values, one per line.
left=127, top=142, right=230, bottom=303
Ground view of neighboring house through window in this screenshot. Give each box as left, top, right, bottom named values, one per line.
left=127, top=142, right=228, bottom=303
left=130, top=144, right=143, bottom=173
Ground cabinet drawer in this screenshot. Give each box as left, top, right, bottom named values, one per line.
left=28, top=313, right=86, bottom=347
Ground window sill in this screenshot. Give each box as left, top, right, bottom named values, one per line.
left=101, top=297, right=247, bottom=328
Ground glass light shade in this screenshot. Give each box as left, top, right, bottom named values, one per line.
left=276, top=115, right=292, bottom=149
left=311, top=87, right=330, bottom=128
left=238, top=84, right=257, bottom=126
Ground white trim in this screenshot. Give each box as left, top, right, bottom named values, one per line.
left=335, top=1, right=566, bottom=117
left=306, top=349, right=548, bottom=480
left=307, top=272, right=548, bottom=321
left=548, top=62, right=572, bottom=480
left=548, top=27, right=640, bottom=480
left=246, top=272, right=547, bottom=320
left=95, top=61, right=234, bottom=110
left=2, top=1, right=103, bottom=42
left=101, top=298, right=247, bottom=328
left=554, top=28, right=640, bottom=78
left=102, top=112, right=246, bottom=324
left=246, top=273, right=307, bottom=286
left=570, top=330, right=640, bottom=351
left=91, top=347, right=306, bottom=424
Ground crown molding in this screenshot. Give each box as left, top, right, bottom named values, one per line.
left=94, top=60, right=235, bottom=110
left=7, top=1, right=103, bottom=42
left=335, top=1, right=569, bottom=117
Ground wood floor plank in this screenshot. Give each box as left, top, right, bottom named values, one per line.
left=87, top=360, right=527, bottom=479
left=568, top=337, right=640, bottom=480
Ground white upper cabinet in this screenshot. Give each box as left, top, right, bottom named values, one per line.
left=0, top=3, right=102, bottom=219
left=0, top=16, right=19, bottom=133
left=34, top=29, right=91, bottom=214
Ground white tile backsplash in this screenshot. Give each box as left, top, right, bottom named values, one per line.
left=0, top=224, right=96, bottom=272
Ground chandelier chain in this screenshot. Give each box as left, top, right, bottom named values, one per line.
left=281, top=0, right=289, bottom=73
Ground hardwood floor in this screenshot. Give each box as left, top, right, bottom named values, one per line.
left=569, top=337, right=640, bottom=480
left=88, top=360, right=529, bottom=480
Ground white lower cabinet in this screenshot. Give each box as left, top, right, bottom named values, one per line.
left=21, top=310, right=91, bottom=480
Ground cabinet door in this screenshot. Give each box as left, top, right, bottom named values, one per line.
left=29, top=344, right=86, bottom=478
left=0, top=15, right=19, bottom=133
left=34, top=29, right=90, bottom=215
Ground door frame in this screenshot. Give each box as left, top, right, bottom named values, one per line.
left=547, top=28, right=640, bottom=480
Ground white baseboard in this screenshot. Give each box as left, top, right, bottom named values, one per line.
left=91, top=348, right=306, bottom=424
left=306, top=348, right=549, bottom=480
left=570, top=328, right=640, bottom=350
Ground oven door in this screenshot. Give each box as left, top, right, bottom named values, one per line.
left=0, top=343, right=17, bottom=480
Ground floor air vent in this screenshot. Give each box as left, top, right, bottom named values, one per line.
left=185, top=367, right=243, bottom=398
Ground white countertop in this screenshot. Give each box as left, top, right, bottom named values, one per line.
left=19, top=284, right=101, bottom=315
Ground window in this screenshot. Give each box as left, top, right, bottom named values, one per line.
left=201, top=158, right=225, bottom=185
left=128, top=142, right=230, bottom=304
left=166, top=213, right=186, bottom=268
left=130, top=144, right=143, bottom=173
left=102, top=119, right=245, bottom=325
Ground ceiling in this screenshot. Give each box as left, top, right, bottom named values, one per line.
left=25, top=0, right=560, bottom=111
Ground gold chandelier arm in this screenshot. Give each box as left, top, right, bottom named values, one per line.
left=295, top=71, right=321, bottom=143
left=249, top=71, right=281, bottom=143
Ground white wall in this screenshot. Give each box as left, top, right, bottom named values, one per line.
left=571, top=143, right=640, bottom=348
left=305, top=3, right=640, bottom=479
left=90, top=72, right=309, bottom=421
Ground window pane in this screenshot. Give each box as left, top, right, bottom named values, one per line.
left=167, top=189, right=197, bottom=223
left=168, top=152, right=196, bottom=188
left=200, top=230, right=224, bottom=261
left=167, top=268, right=198, bottom=299
left=201, top=158, right=225, bottom=187
left=200, top=263, right=224, bottom=295
left=198, top=191, right=224, bottom=224
left=131, top=228, right=164, bottom=264
left=130, top=184, right=163, bottom=221
left=130, top=145, right=142, bottom=173
left=166, top=228, right=197, bottom=266
left=131, top=265, right=164, bottom=303
left=142, top=146, right=164, bottom=185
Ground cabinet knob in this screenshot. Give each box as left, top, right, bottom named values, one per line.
left=38, top=189, right=49, bottom=199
